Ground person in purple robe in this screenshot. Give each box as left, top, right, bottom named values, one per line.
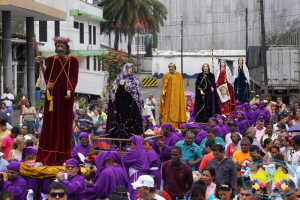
left=0, top=161, right=27, bottom=200
left=188, top=109, right=195, bottom=123
left=178, top=123, right=189, bottom=140
left=254, top=101, right=271, bottom=127
left=20, top=146, right=37, bottom=198
left=144, top=139, right=162, bottom=189
left=106, top=63, right=143, bottom=139
left=236, top=111, right=249, bottom=135
left=227, top=116, right=235, bottom=124
left=110, top=151, right=128, bottom=188
left=194, top=63, right=221, bottom=123
left=231, top=104, right=244, bottom=116
left=143, top=117, right=153, bottom=131
left=21, top=146, right=37, bottom=162
left=236, top=100, right=242, bottom=106
left=231, top=100, right=242, bottom=116
left=86, top=151, right=128, bottom=199
left=56, top=158, right=85, bottom=200
left=158, top=123, right=180, bottom=162
left=189, top=123, right=206, bottom=146
left=208, top=117, right=223, bottom=138
left=217, top=115, right=230, bottom=137
left=251, top=104, right=258, bottom=112
left=71, top=132, right=91, bottom=163
left=243, top=102, right=254, bottom=126
left=121, top=135, right=150, bottom=200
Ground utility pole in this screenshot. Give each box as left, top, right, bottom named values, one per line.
left=246, top=8, right=248, bottom=59
left=137, top=23, right=140, bottom=72
left=260, top=0, right=269, bottom=97
left=181, top=15, right=183, bottom=76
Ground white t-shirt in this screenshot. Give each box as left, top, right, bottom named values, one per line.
left=139, top=194, right=166, bottom=200
left=145, top=98, right=156, bottom=110
left=73, top=102, right=79, bottom=112
left=291, top=150, right=300, bottom=169
left=154, top=194, right=166, bottom=200
left=143, top=105, right=154, bottom=120
left=23, top=135, right=31, bottom=141
left=1, top=93, right=14, bottom=107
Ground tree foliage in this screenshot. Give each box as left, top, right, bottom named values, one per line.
left=98, top=0, right=167, bottom=57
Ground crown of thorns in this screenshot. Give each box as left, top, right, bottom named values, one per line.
left=53, top=36, right=71, bottom=44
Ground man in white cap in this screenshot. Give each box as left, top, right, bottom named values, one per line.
left=132, top=175, right=166, bottom=200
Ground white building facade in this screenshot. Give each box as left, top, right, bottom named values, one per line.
left=35, top=0, right=105, bottom=71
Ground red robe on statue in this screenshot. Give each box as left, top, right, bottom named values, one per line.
left=36, top=55, right=79, bottom=165
left=216, top=69, right=236, bottom=115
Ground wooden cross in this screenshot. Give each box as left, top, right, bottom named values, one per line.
left=33, top=37, right=45, bottom=76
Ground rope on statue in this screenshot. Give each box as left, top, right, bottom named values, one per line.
left=47, top=55, right=71, bottom=111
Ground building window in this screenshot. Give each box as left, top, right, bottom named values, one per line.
left=80, top=23, right=84, bottom=44
left=89, top=25, right=92, bottom=44
left=94, top=56, right=97, bottom=71
left=86, top=56, right=90, bottom=70
left=74, top=21, right=79, bottom=29
left=93, top=26, right=96, bottom=45
left=55, top=21, right=60, bottom=36
left=39, top=21, right=47, bottom=42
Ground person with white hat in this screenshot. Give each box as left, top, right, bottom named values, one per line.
left=132, top=175, right=166, bottom=200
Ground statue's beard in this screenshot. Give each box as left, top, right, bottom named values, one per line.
left=169, top=68, right=175, bottom=74
left=57, top=51, right=66, bottom=58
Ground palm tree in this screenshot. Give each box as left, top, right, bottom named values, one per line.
left=98, top=0, right=167, bottom=58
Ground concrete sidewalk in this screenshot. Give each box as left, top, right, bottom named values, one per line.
left=10, top=109, right=22, bottom=128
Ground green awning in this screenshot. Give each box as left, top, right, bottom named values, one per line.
left=40, top=50, right=105, bottom=57
left=70, top=9, right=106, bottom=22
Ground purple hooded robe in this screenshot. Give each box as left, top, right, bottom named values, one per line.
left=243, top=102, right=255, bottom=126
left=0, top=161, right=27, bottom=200
left=217, top=115, right=230, bottom=136
left=71, top=133, right=91, bottom=164
left=111, top=151, right=129, bottom=188
left=254, top=101, right=271, bottom=126
left=189, top=124, right=206, bottom=145
left=121, top=135, right=150, bottom=200
left=161, top=123, right=180, bottom=162
left=236, top=111, right=249, bottom=135
left=146, top=140, right=162, bottom=189
left=178, top=123, right=189, bottom=140
left=61, top=159, right=86, bottom=200
left=86, top=151, right=128, bottom=199
left=20, top=146, right=37, bottom=192
left=209, top=117, right=223, bottom=137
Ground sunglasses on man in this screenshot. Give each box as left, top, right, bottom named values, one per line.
left=50, top=192, right=65, bottom=198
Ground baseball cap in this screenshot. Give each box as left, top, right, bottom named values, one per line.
left=0, top=152, right=4, bottom=157
left=131, top=175, right=154, bottom=189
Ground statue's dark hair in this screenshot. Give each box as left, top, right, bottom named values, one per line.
left=202, top=63, right=210, bottom=73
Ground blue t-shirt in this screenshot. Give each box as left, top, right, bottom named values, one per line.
left=38, top=118, right=43, bottom=133
left=1, top=109, right=11, bottom=123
